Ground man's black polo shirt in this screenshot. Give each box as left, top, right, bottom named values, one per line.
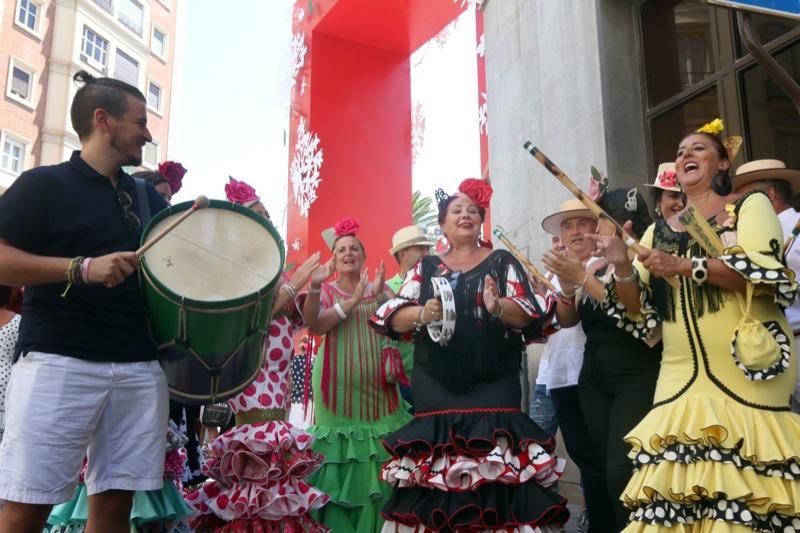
left=0, top=151, right=168, bottom=362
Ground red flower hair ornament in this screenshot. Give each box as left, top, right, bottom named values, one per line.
left=158, top=161, right=187, bottom=194
left=225, top=176, right=260, bottom=206
left=458, top=178, right=493, bottom=209
left=334, top=217, right=360, bottom=238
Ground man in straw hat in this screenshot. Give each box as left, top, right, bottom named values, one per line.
left=733, top=159, right=800, bottom=413
left=536, top=199, right=615, bottom=533
left=386, top=225, right=434, bottom=410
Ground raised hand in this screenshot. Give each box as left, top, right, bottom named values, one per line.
left=350, top=268, right=369, bottom=303
left=309, top=257, right=335, bottom=289
left=371, top=260, right=386, bottom=297
left=88, top=252, right=139, bottom=288
left=289, top=251, right=322, bottom=290
left=483, top=274, right=502, bottom=317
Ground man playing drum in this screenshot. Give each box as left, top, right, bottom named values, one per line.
left=0, top=71, right=169, bottom=533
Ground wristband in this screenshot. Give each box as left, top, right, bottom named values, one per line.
left=690, top=256, right=708, bottom=285
left=334, top=302, right=348, bottom=320
left=308, top=285, right=321, bottom=295
left=81, top=257, right=93, bottom=284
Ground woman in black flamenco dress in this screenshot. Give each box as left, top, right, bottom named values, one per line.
left=370, top=179, right=570, bottom=532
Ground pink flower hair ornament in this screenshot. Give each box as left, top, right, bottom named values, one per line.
left=334, top=217, right=360, bottom=238
left=157, top=161, right=187, bottom=194
left=225, top=176, right=260, bottom=207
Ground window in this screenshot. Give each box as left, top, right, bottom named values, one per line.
left=147, top=80, right=162, bottom=113
left=638, top=0, right=800, bottom=171
left=93, top=0, right=113, bottom=14
left=1, top=135, right=26, bottom=175
left=152, top=27, right=167, bottom=58
left=15, top=0, right=39, bottom=34
left=113, top=49, right=139, bottom=87
left=143, top=140, right=159, bottom=168
left=81, top=26, right=109, bottom=71
left=6, top=58, right=36, bottom=107
left=118, top=0, right=144, bottom=36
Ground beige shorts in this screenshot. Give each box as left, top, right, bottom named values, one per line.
left=0, top=351, right=168, bottom=505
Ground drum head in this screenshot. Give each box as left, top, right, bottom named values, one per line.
left=142, top=201, right=283, bottom=303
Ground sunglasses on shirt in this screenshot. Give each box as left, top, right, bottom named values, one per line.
left=115, top=188, right=141, bottom=231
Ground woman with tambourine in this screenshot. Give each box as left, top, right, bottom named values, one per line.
left=370, top=178, right=569, bottom=532
left=592, top=120, right=800, bottom=531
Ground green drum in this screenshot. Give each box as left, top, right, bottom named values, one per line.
left=140, top=200, right=285, bottom=405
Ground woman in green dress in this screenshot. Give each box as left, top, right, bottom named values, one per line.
left=301, top=217, right=411, bottom=532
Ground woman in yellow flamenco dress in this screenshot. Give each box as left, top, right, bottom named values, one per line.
left=592, top=127, right=800, bottom=531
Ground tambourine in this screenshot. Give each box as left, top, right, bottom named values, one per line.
left=428, top=277, right=456, bottom=346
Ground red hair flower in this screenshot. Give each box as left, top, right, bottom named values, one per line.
left=334, top=217, right=360, bottom=237
left=157, top=161, right=187, bottom=194
left=225, top=176, right=259, bottom=205
left=657, top=169, right=678, bottom=189
left=458, top=178, right=493, bottom=209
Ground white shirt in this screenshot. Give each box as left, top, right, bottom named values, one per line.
left=535, top=277, right=586, bottom=390
left=779, top=207, right=800, bottom=334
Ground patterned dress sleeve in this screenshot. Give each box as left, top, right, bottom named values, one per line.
left=502, top=254, right=559, bottom=343
left=602, top=223, right=661, bottom=343
left=719, top=192, right=798, bottom=307
left=369, top=261, right=423, bottom=341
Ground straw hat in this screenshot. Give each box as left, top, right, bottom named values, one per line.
left=541, top=198, right=597, bottom=235
left=643, top=162, right=681, bottom=192
left=732, top=159, right=800, bottom=196
left=389, top=225, right=434, bottom=255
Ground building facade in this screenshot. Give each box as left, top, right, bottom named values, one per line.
left=484, top=0, right=800, bottom=260
left=0, top=0, right=181, bottom=192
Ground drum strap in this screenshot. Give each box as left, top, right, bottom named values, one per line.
left=133, top=178, right=152, bottom=229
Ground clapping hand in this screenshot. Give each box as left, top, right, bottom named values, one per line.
left=371, top=260, right=386, bottom=297
left=289, top=251, right=322, bottom=290
left=309, top=257, right=335, bottom=289
left=541, top=248, right=585, bottom=293
left=586, top=220, right=634, bottom=267
left=483, top=275, right=502, bottom=317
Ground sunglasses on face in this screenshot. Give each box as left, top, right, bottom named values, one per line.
left=116, top=188, right=141, bottom=231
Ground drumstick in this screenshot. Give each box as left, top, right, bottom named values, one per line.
left=783, top=216, right=800, bottom=256
left=492, top=227, right=556, bottom=292
left=522, top=142, right=680, bottom=289
left=136, top=196, right=210, bottom=256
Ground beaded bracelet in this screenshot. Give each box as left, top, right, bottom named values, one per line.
left=612, top=268, right=638, bottom=284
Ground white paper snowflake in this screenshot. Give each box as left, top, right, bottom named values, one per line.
left=290, top=117, right=324, bottom=218
left=290, top=32, right=307, bottom=85
left=300, top=76, right=307, bottom=95
left=411, top=102, right=426, bottom=167
left=477, top=33, right=485, bottom=57
left=291, top=238, right=302, bottom=251
left=297, top=7, right=305, bottom=21
left=478, top=92, right=488, bottom=135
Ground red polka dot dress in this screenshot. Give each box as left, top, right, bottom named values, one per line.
left=185, top=316, right=330, bottom=532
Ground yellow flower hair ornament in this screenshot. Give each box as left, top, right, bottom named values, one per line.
left=696, top=118, right=725, bottom=136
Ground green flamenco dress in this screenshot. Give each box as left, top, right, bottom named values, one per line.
left=307, top=283, right=411, bottom=532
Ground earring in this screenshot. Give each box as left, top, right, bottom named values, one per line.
left=655, top=206, right=662, bottom=217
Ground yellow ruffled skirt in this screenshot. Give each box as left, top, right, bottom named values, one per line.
left=621, top=395, right=800, bottom=531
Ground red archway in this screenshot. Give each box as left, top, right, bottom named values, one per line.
left=286, top=0, right=487, bottom=268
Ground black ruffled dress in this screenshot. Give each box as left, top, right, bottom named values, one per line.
left=370, top=250, right=570, bottom=532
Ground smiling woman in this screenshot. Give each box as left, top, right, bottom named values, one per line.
left=593, top=124, right=800, bottom=532
left=300, top=217, right=410, bottom=533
